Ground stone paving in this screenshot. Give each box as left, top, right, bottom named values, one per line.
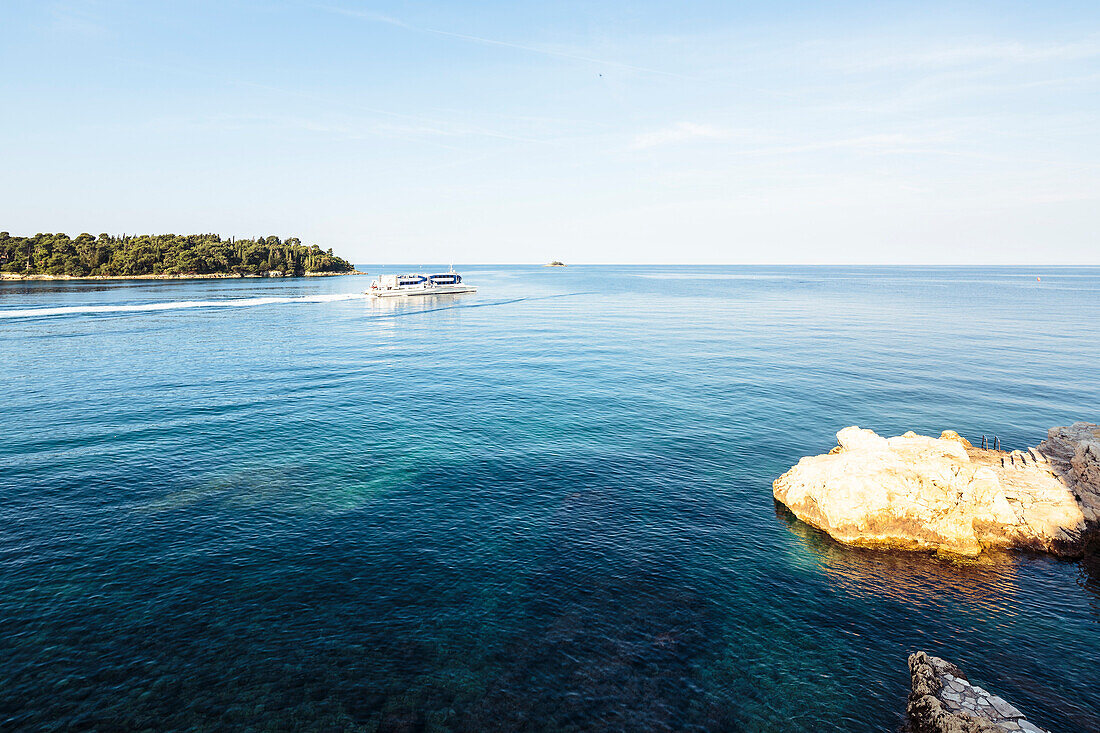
left=907, top=652, right=1051, bottom=733
left=936, top=668, right=1047, bottom=733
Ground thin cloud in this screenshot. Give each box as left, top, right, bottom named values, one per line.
left=316, top=4, right=689, bottom=78
left=740, top=133, right=955, bottom=157
left=47, top=1, right=110, bottom=37
left=629, top=125, right=964, bottom=156
left=232, top=80, right=554, bottom=145
left=827, top=38, right=1100, bottom=71
left=630, top=122, right=733, bottom=150
left=418, top=27, right=685, bottom=77
left=314, top=5, right=409, bottom=28
left=193, top=113, right=472, bottom=151
left=100, top=55, right=557, bottom=148
left=907, top=40, right=1100, bottom=66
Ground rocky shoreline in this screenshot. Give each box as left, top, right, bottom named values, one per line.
left=773, top=422, right=1100, bottom=557
left=0, top=270, right=367, bottom=281
left=907, top=653, right=1049, bottom=733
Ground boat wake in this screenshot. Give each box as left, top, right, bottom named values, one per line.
left=370, top=292, right=590, bottom=319
left=0, top=291, right=591, bottom=320
left=0, top=292, right=368, bottom=319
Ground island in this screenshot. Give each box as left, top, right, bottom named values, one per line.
left=772, top=422, right=1100, bottom=557
left=0, top=232, right=362, bottom=280
left=545, top=260, right=566, bottom=267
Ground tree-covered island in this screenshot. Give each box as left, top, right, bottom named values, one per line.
left=0, top=232, right=358, bottom=279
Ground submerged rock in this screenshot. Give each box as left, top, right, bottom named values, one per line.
left=906, top=652, right=1049, bottom=733
left=772, top=424, right=1100, bottom=556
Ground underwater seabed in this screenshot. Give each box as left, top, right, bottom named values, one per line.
left=2, top=265, right=1099, bottom=731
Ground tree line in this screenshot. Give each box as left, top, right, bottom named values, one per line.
left=0, top=232, right=356, bottom=277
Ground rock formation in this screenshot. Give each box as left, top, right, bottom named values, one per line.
left=907, top=652, right=1049, bottom=733
left=1038, top=422, right=1100, bottom=527
left=772, top=423, right=1100, bottom=557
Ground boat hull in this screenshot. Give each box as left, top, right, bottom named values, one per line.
left=367, top=285, right=478, bottom=298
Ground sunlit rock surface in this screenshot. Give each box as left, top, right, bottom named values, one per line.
left=772, top=424, right=1100, bottom=557
left=1038, top=422, right=1100, bottom=526
left=907, top=652, right=1050, bottom=733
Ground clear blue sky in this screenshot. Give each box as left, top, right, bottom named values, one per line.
left=2, top=1, right=1098, bottom=263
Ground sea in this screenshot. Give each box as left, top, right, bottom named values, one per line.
left=1, top=265, right=1098, bottom=732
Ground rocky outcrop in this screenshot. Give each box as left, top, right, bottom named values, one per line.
left=907, top=652, right=1049, bottom=733
left=1038, top=422, right=1100, bottom=526
left=772, top=424, right=1100, bottom=557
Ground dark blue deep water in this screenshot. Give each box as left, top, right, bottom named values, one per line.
left=2, top=266, right=1099, bottom=732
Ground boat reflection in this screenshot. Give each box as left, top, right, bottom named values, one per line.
left=364, top=291, right=474, bottom=317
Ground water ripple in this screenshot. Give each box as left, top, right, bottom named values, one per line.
left=1, top=266, right=1099, bottom=732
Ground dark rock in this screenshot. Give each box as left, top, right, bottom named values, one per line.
left=906, top=652, right=1050, bottom=733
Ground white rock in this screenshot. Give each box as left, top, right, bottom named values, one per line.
left=774, top=426, right=1094, bottom=556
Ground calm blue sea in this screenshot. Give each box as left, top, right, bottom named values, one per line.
left=2, top=266, right=1098, bottom=732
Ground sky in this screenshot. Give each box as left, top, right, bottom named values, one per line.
left=2, top=1, right=1098, bottom=264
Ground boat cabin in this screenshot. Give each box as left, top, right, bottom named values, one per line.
left=374, top=273, right=463, bottom=289
left=367, top=269, right=475, bottom=297
left=375, top=274, right=425, bottom=288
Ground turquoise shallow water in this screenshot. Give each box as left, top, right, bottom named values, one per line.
left=1, top=266, right=1098, bottom=732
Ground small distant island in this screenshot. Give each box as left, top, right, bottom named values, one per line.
left=546, top=260, right=566, bottom=267
left=0, top=232, right=361, bottom=280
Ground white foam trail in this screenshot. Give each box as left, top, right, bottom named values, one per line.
left=0, top=292, right=368, bottom=319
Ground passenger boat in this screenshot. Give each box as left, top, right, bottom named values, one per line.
left=366, top=270, right=477, bottom=298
